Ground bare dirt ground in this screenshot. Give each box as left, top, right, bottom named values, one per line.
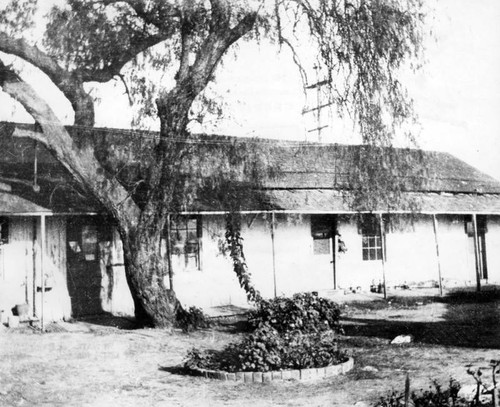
left=2, top=288, right=500, bottom=407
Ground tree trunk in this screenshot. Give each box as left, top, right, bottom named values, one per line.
left=120, top=223, right=179, bottom=328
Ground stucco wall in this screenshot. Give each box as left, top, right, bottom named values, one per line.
left=0, top=216, right=72, bottom=322
left=485, top=215, right=500, bottom=283
left=0, top=217, right=34, bottom=318
left=99, top=228, right=134, bottom=316
left=4, top=212, right=495, bottom=318
left=34, top=216, right=72, bottom=322
left=174, top=213, right=500, bottom=309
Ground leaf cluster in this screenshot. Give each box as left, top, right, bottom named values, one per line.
left=0, top=0, right=37, bottom=36
left=184, top=292, right=347, bottom=373
left=175, top=306, right=210, bottom=333
left=249, top=291, right=343, bottom=334
left=185, top=324, right=347, bottom=373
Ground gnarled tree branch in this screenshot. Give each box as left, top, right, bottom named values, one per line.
left=0, top=32, right=95, bottom=126
left=0, top=60, right=140, bottom=228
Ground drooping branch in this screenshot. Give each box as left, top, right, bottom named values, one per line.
left=0, top=60, right=140, bottom=228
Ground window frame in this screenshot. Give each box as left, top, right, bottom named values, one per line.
left=359, top=215, right=387, bottom=262
left=169, top=215, right=202, bottom=270
left=311, top=214, right=336, bottom=255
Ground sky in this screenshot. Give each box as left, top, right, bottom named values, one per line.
left=1, top=0, right=500, bottom=180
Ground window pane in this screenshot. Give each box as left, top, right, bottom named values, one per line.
left=187, top=219, right=197, bottom=230
left=376, top=248, right=383, bottom=260
left=362, top=249, right=368, bottom=261
left=370, top=248, right=377, bottom=260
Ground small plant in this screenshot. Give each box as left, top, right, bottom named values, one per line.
left=176, top=306, right=210, bottom=332
left=375, top=378, right=464, bottom=407
left=249, top=292, right=342, bottom=334
left=373, top=365, right=500, bottom=407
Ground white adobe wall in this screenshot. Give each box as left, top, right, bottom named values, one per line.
left=172, top=213, right=500, bottom=309
left=99, top=228, right=134, bottom=317
left=34, top=216, right=72, bottom=322
left=174, top=215, right=250, bottom=308
left=486, top=215, right=500, bottom=283
left=0, top=217, right=34, bottom=318
left=432, top=215, right=476, bottom=286
left=0, top=216, right=72, bottom=323
left=175, top=214, right=339, bottom=308
left=336, top=214, right=481, bottom=290
left=268, top=214, right=335, bottom=296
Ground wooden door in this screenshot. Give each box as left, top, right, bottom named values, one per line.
left=66, top=217, right=103, bottom=317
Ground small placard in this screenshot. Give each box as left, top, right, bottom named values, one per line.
left=313, top=238, right=330, bottom=255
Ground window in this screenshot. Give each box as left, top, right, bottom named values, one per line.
left=359, top=215, right=386, bottom=261
left=311, top=215, right=336, bottom=255
left=170, top=216, right=201, bottom=269
left=464, top=215, right=488, bottom=237
left=0, top=217, right=8, bottom=244
left=362, top=235, right=383, bottom=261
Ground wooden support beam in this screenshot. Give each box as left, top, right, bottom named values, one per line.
left=472, top=214, right=481, bottom=292
left=331, top=235, right=337, bottom=290
left=432, top=214, right=443, bottom=297
left=40, top=214, right=46, bottom=332
left=270, top=212, right=277, bottom=298
left=378, top=214, right=387, bottom=300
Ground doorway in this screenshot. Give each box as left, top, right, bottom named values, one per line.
left=311, top=214, right=337, bottom=289
left=465, top=215, right=488, bottom=280
left=66, top=216, right=103, bottom=317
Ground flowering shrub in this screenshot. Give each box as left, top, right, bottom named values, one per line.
left=184, top=292, right=347, bottom=373
left=249, top=292, right=342, bottom=334
left=184, top=324, right=347, bottom=373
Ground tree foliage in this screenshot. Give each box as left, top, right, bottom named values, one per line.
left=0, top=0, right=426, bottom=326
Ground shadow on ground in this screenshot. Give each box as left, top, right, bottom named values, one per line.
left=70, top=313, right=139, bottom=329
left=342, top=289, right=500, bottom=348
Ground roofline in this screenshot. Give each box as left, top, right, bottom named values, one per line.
left=174, top=210, right=500, bottom=216
left=0, top=211, right=99, bottom=217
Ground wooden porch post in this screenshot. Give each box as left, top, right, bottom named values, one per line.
left=270, top=212, right=277, bottom=298
left=378, top=213, right=387, bottom=300
left=331, top=235, right=337, bottom=290
left=472, top=214, right=481, bottom=292
left=40, top=214, right=46, bottom=332
left=432, top=214, right=443, bottom=297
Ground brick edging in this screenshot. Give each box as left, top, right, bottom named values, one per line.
left=190, top=357, right=353, bottom=383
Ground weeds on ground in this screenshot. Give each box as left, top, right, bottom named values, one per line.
left=375, top=360, right=500, bottom=407
left=176, top=306, right=210, bottom=333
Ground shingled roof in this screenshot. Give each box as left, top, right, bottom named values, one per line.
left=0, top=123, right=499, bottom=214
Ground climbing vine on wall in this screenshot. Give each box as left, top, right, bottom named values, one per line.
left=225, top=212, right=262, bottom=304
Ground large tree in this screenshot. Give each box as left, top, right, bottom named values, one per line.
left=0, top=0, right=424, bottom=327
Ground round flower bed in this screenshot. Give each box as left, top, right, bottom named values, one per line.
left=189, top=357, right=354, bottom=383
left=184, top=292, right=350, bottom=381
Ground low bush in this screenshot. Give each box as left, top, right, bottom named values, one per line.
left=176, top=306, right=210, bottom=332
left=185, top=323, right=347, bottom=373
left=249, top=292, right=342, bottom=334
left=184, top=292, right=347, bottom=373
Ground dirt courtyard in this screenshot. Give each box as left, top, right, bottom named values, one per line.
left=1, top=288, right=500, bottom=406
